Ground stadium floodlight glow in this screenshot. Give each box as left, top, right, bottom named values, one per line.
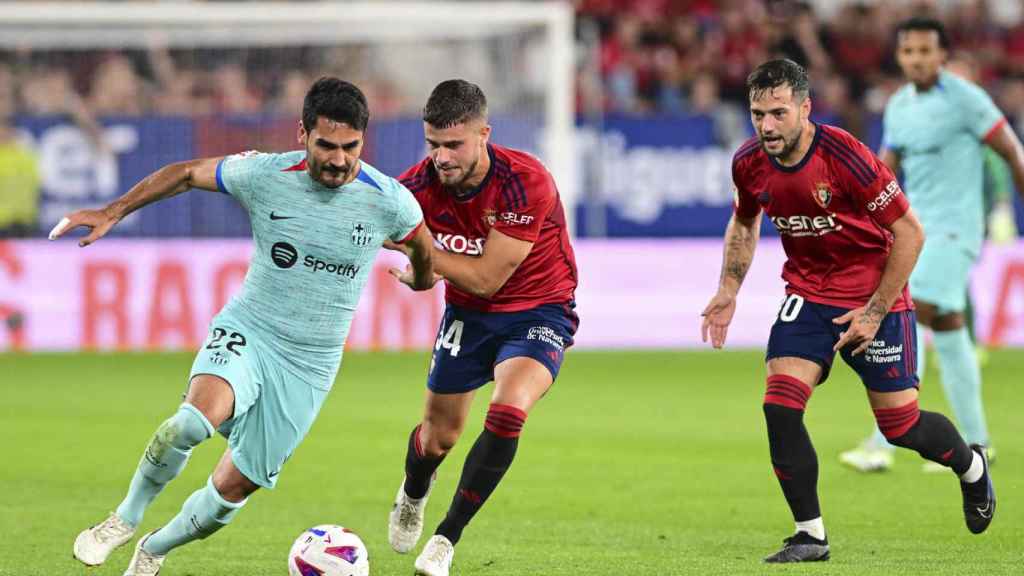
left=0, top=1, right=576, bottom=233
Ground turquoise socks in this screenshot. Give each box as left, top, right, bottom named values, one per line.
left=143, top=477, right=246, bottom=556
left=933, top=327, right=989, bottom=445
left=115, top=403, right=214, bottom=527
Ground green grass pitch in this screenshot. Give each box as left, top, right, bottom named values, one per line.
left=2, top=349, right=1021, bottom=575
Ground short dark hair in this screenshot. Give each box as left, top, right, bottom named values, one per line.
left=302, top=77, right=369, bottom=132
left=895, top=17, right=950, bottom=50
left=746, top=59, right=810, bottom=102
left=423, top=79, right=488, bottom=128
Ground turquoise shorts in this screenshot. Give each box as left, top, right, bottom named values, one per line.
left=189, top=313, right=331, bottom=489
left=909, top=232, right=976, bottom=314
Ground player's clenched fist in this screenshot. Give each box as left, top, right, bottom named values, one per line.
left=48, top=208, right=120, bottom=247
left=701, top=290, right=737, bottom=349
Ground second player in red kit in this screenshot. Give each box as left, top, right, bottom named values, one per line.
left=384, top=79, right=578, bottom=576
left=400, top=132, right=577, bottom=314
left=701, top=59, right=995, bottom=564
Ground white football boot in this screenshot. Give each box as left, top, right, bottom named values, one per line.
left=73, top=512, right=136, bottom=566
left=838, top=442, right=894, bottom=473
left=414, top=535, right=454, bottom=576
left=123, top=531, right=166, bottom=576
left=389, top=477, right=434, bottom=553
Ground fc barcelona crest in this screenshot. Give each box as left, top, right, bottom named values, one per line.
left=351, top=222, right=373, bottom=246
left=812, top=182, right=832, bottom=209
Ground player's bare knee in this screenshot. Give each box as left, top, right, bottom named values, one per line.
left=211, top=468, right=259, bottom=503
left=912, top=300, right=938, bottom=327
left=493, top=361, right=553, bottom=412
left=931, top=312, right=964, bottom=332
left=186, top=374, right=235, bottom=428
left=215, top=482, right=257, bottom=504
left=867, top=388, right=917, bottom=410
left=424, top=430, right=459, bottom=458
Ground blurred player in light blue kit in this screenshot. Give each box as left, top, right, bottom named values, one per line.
left=945, top=54, right=1019, bottom=367
left=52, top=77, right=436, bottom=575
left=840, top=18, right=1024, bottom=473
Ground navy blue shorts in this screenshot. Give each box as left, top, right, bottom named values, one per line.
left=766, top=294, right=918, bottom=392
left=427, top=302, right=579, bottom=394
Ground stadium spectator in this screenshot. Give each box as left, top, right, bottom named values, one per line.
left=210, top=61, right=262, bottom=114
left=0, top=65, right=41, bottom=238
left=689, top=72, right=748, bottom=147
left=88, top=54, right=146, bottom=116
left=270, top=70, right=312, bottom=115
left=19, top=67, right=78, bottom=116
left=763, top=1, right=832, bottom=74
left=707, top=4, right=766, bottom=101
left=147, top=44, right=214, bottom=116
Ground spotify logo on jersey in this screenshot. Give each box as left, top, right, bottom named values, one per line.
left=271, top=242, right=298, bottom=268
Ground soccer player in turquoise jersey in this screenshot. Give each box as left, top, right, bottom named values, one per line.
left=840, top=18, right=1024, bottom=473
left=51, top=77, right=436, bottom=575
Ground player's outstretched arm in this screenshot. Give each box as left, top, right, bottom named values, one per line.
left=48, top=156, right=223, bottom=247
left=833, top=209, right=924, bottom=355
left=701, top=212, right=761, bottom=349
left=433, top=228, right=531, bottom=299
left=387, top=223, right=441, bottom=291
left=985, top=122, right=1024, bottom=203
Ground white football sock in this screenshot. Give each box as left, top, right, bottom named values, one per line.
left=960, top=451, right=984, bottom=484
left=795, top=517, right=826, bottom=541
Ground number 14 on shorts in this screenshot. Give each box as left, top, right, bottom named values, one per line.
left=436, top=320, right=464, bottom=357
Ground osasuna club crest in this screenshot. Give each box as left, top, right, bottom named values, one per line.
left=812, top=182, right=832, bottom=209
left=351, top=222, right=373, bottom=246
left=482, top=209, right=497, bottom=227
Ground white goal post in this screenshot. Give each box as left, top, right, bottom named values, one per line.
left=0, top=1, right=577, bottom=231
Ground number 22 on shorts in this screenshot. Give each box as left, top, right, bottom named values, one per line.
left=436, top=319, right=464, bottom=357
left=205, top=327, right=247, bottom=356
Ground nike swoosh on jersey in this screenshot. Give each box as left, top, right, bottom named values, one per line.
left=270, top=212, right=295, bottom=220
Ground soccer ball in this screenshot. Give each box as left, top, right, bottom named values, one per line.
left=288, top=524, right=370, bottom=576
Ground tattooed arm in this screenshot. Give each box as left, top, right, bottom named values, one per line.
left=719, top=212, right=762, bottom=295
left=701, top=212, right=762, bottom=348
left=833, top=209, right=924, bottom=355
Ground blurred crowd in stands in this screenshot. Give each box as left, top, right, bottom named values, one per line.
left=2, top=1, right=1024, bottom=132
left=576, top=0, right=1024, bottom=138
left=0, top=46, right=401, bottom=120
left=3, top=0, right=1024, bottom=236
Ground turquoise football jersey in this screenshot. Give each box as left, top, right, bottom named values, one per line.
left=882, top=70, right=1005, bottom=255
left=214, top=150, right=422, bottom=385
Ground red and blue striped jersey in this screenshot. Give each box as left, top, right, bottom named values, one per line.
left=732, top=123, right=913, bottom=311
left=400, top=143, right=578, bottom=312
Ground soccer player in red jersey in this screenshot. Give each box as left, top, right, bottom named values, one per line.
left=701, top=60, right=995, bottom=563
left=384, top=79, right=579, bottom=576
